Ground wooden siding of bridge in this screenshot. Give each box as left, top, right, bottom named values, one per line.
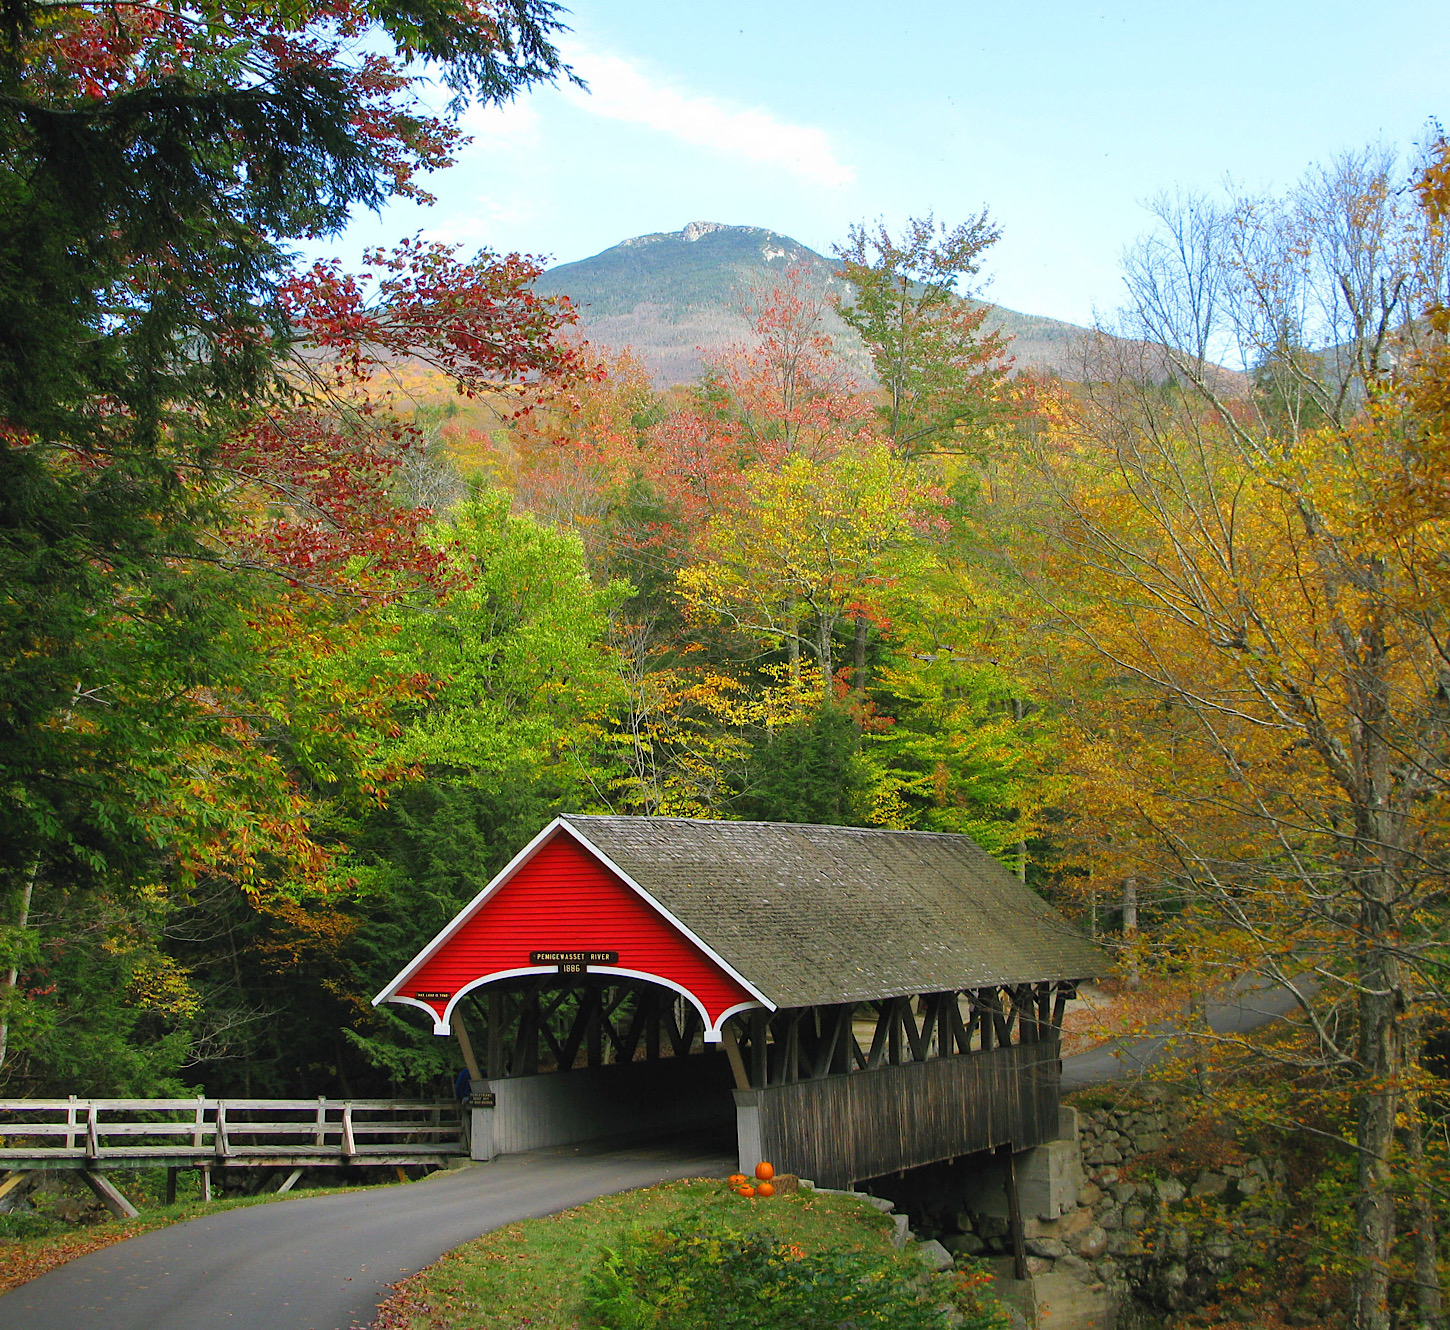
left=736, top=1040, right=1060, bottom=1189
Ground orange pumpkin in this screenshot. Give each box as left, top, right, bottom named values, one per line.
left=756, top=1181, right=775, bottom=1198
left=739, top=1184, right=756, bottom=1198
left=754, top=1161, right=775, bottom=1182
left=727, top=1173, right=747, bottom=1188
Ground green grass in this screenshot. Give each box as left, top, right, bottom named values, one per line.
left=378, top=1178, right=975, bottom=1329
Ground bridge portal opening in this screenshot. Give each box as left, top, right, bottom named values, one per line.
left=454, top=973, right=737, bottom=1157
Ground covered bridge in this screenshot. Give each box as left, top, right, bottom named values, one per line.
left=375, top=816, right=1101, bottom=1189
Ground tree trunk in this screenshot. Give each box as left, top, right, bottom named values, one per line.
left=1404, top=1066, right=1445, bottom=1330
left=1121, top=877, right=1139, bottom=991
left=0, top=856, right=40, bottom=1076
left=786, top=598, right=801, bottom=688
left=817, top=618, right=833, bottom=699
left=1353, top=908, right=1402, bottom=1330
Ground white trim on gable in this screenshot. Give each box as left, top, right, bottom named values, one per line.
left=370, top=817, right=569, bottom=1008
left=371, top=818, right=776, bottom=1014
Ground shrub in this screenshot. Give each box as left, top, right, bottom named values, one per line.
left=0, top=1211, right=64, bottom=1240
left=584, top=1220, right=949, bottom=1329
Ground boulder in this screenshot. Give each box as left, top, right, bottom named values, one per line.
left=1191, top=1172, right=1229, bottom=1199
left=1154, top=1177, right=1187, bottom=1205
left=915, top=1238, right=955, bottom=1272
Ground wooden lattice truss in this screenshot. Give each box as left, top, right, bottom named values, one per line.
left=450, top=978, right=1076, bottom=1089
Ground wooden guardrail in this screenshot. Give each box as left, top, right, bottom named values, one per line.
left=0, top=1097, right=464, bottom=1169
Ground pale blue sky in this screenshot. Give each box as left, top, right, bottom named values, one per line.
left=334, top=1, right=1447, bottom=326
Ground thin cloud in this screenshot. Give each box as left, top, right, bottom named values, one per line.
left=457, top=98, right=543, bottom=155
left=560, top=47, right=855, bottom=190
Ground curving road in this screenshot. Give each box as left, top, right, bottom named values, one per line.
left=0, top=1137, right=734, bottom=1330
left=1060, top=978, right=1310, bottom=1092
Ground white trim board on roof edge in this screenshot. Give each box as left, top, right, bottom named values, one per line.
left=371, top=817, right=775, bottom=1014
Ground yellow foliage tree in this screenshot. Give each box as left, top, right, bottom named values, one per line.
left=677, top=446, right=942, bottom=698
left=1018, top=142, right=1450, bottom=1330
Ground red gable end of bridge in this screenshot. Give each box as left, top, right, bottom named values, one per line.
left=380, top=825, right=760, bottom=1038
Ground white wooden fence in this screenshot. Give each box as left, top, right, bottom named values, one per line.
left=0, top=1097, right=464, bottom=1169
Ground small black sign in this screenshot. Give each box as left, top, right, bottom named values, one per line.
left=414, top=991, right=450, bottom=1000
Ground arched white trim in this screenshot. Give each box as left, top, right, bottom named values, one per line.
left=422, top=966, right=718, bottom=1040
left=707, top=999, right=769, bottom=1041
left=371, top=818, right=569, bottom=1006
left=389, top=994, right=446, bottom=1025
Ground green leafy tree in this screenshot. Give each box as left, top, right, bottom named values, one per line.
left=735, top=702, right=876, bottom=826
left=833, top=214, right=1012, bottom=457
left=264, top=490, right=630, bottom=1093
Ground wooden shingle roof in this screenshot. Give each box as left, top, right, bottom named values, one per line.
left=562, top=816, right=1102, bottom=1009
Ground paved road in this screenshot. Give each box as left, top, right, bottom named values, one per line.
left=1061, top=978, right=1309, bottom=1091
left=0, top=1137, right=734, bottom=1330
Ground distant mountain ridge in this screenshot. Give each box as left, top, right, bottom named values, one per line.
left=535, top=222, right=1096, bottom=386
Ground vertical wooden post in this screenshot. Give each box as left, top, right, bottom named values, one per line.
left=487, top=988, right=505, bottom=1078
left=523, top=989, right=540, bottom=1075
left=784, top=1013, right=801, bottom=1083
left=1051, top=982, right=1073, bottom=1032
left=165, top=1166, right=177, bottom=1205
left=586, top=986, right=603, bottom=1068
left=214, top=1102, right=230, bottom=1161
left=200, top=1163, right=213, bottom=1203
left=750, top=1009, right=769, bottom=1085
left=831, top=1005, right=853, bottom=1075
left=645, top=991, right=661, bottom=1061
left=998, top=1143, right=1027, bottom=1281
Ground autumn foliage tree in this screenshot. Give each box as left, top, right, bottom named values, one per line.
left=0, top=0, right=581, bottom=1088
left=1017, top=143, right=1450, bottom=1330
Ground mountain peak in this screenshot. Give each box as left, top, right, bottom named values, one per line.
left=682, top=220, right=731, bottom=242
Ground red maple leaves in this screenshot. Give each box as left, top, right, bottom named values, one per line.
left=218, top=239, right=585, bottom=594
